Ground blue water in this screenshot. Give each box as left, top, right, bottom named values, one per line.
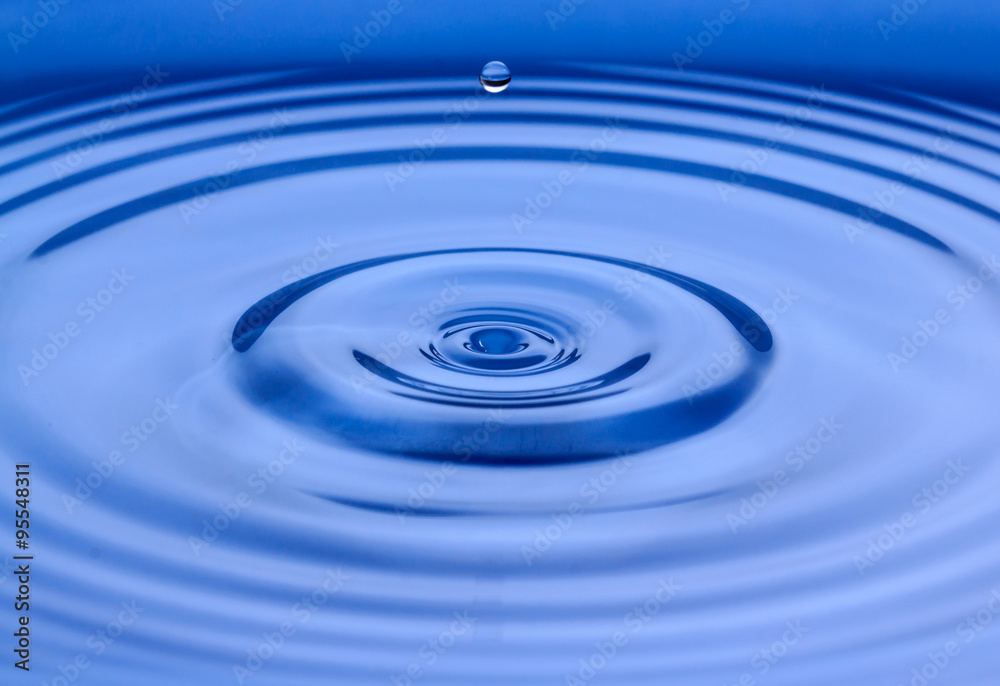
left=2, top=58, right=1000, bottom=685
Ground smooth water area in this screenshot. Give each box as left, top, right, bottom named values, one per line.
left=1, top=65, right=1000, bottom=684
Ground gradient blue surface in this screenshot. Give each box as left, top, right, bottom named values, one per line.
left=1, top=0, right=999, bottom=102
left=1, top=2, right=999, bottom=685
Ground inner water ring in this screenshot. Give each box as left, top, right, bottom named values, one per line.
left=230, top=247, right=773, bottom=464
left=231, top=247, right=773, bottom=353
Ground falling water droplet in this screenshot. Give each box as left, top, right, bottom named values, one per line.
left=479, top=61, right=511, bottom=93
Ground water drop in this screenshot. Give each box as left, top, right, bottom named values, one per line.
left=479, top=61, right=511, bottom=93
left=467, top=327, right=527, bottom=355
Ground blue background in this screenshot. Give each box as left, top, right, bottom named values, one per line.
left=1, top=0, right=998, bottom=104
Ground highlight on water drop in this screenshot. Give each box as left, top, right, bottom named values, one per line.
left=479, top=61, right=511, bottom=93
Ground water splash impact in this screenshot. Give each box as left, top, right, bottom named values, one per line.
left=2, top=65, right=1000, bottom=685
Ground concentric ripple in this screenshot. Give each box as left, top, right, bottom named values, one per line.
left=2, top=66, right=1000, bottom=685
left=230, top=246, right=771, bottom=462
